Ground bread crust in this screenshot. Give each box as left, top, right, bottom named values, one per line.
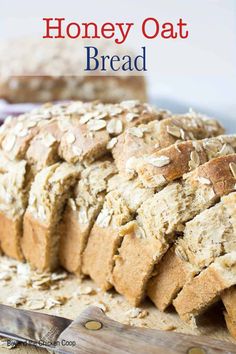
left=82, top=225, right=123, bottom=290
left=0, top=213, right=24, bottom=261
left=59, top=205, right=98, bottom=275
left=112, top=115, right=225, bottom=179
left=222, top=287, right=236, bottom=339
left=173, top=252, right=236, bottom=323
left=112, top=231, right=168, bottom=306
left=135, top=136, right=236, bottom=189
left=224, top=313, right=236, bottom=340
left=22, top=213, right=53, bottom=271
left=147, top=247, right=196, bottom=311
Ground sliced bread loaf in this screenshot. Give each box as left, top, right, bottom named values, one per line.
left=147, top=154, right=236, bottom=310
left=112, top=154, right=236, bottom=306
left=172, top=192, right=236, bottom=323
left=173, top=251, right=236, bottom=325
left=59, top=159, right=117, bottom=275
left=21, top=162, right=82, bottom=271
left=80, top=129, right=228, bottom=292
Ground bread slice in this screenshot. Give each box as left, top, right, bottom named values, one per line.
left=59, top=159, right=117, bottom=275
left=222, top=287, right=236, bottom=339
left=0, top=152, right=29, bottom=260
left=134, top=135, right=236, bottom=189
left=224, top=313, right=236, bottom=340
left=82, top=177, right=154, bottom=290
left=173, top=251, right=236, bottom=325
left=147, top=247, right=197, bottom=311
left=172, top=192, right=236, bottom=323
left=112, top=112, right=225, bottom=179
left=112, top=154, right=236, bottom=306
left=21, top=162, right=82, bottom=271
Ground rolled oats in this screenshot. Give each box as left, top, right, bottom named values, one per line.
left=145, top=155, right=170, bottom=168
left=87, top=119, right=107, bottom=131
left=107, top=137, right=118, bottom=150
left=107, top=118, right=123, bottom=135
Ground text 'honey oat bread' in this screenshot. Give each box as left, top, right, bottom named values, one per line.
left=173, top=251, right=236, bottom=325
left=112, top=154, right=236, bottom=306
left=172, top=192, right=236, bottom=323
left=0, top=152, right=29, bottom=260
left=0, top=101, right=161, bottom=166
left=222, top=287, right=236, bottom=339
left=0, top=39, right=147, bottom=103
left=82, top=176, right=154, bottom=291
left=147, top=154, right=236, bottom=310
left=133, top=135, right=236, bottom=189
left=21, top=162, right=82, bottom=272
left=112, top=111, right=225, bottom=179
left=59, top=159, right=117, bottom=275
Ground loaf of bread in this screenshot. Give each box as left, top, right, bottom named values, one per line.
left=0, top=40, right=147, bottom=103
left=0, top=99, right=236, bottom=339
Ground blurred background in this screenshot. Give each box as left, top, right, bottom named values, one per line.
left=0, top=0, right=235, bottom=131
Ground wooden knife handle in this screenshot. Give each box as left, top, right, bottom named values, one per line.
left=56, top=306, right=236, bottom=354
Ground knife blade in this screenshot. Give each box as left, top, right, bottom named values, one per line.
left=0, top=304, right=236, bottom=354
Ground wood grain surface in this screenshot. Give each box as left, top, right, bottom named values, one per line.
left=0, top=275, right=235, bottom=353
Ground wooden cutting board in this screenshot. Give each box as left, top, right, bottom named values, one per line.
left=0, top=273, right=235, bottom=354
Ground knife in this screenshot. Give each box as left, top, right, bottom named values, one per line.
left=0, top=305, right=235, bottom=354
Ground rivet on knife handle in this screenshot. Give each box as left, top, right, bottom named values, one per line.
left=84, top=320, right=103, bottom=331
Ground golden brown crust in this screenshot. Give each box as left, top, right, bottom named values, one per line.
left=59, top=204, right=100, bottom=275
left=112, top=115, right=225, bottom=179
left=112, top=232, right=167, bottom=306
left=222, top=286, right=236, bottom=339
left=22, top=213, right=52, bottom=271
left=135, top=136, right=236, bottom=189
left=136, top=141, right=208, bottom=188
left=224, top=312, right=236, bottom=340
left=147, top=247, right=197, bottom=311
left=82, top=225, right=123, bottom=291
left=0, top=213, right=24, bottom=261
left=173, top=253, right=236, bottom=323
left=222, top=287, right=236, bottom=319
